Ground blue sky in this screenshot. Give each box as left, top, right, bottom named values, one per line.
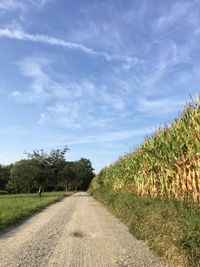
left=0, top=0, right=199, bottom=172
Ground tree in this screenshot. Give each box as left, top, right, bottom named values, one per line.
left=8, top=160, right=40, bottom=193
left=60, top=162, right=77, bottom=191
left=60, top=159, right=94, bottom=191
left=0, top=164, right=11, bottom=191
left=26, top=146, right=69, bottom=196
left=1, top=146, right=94, bottom=194
left=77, top=158, right=95, bottom=190
left=73, top=158, right=95, bottom=191
left=47, top=146, right=69, bottom=190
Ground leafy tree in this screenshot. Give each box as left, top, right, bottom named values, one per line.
left=0, top=164, right=11, bottom=191
left=60, top=162, right=77, bottom=191
left=47, top=146, right=69, bottom=190
left=1, top=146, right=94, bottom=195
left=73, top=158, right=95, bottom=191
left=26, top=146, right=69, bottom=195
left=8, top=160, right=40, bottom=193
left=60, top=159, right=94, bottom=191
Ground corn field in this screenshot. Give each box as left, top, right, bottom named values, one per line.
left=90, top=97, right=200, bottom=204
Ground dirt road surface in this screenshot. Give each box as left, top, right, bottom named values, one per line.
left=0, top=192, right=169, bottom=267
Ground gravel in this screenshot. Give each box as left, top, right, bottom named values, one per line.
left=0, top=192, right=170, bottom=267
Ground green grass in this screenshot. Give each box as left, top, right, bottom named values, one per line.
left=91, top=188, right=200, bottom=267
left=0, top=192, right=71, bottom=232
left=0, top=190, right=8, bottom=195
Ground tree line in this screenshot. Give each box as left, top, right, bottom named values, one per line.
left=0, top=146, right=95, bottom=196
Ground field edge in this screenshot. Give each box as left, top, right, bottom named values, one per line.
left=90, top=188, right=200, bottom=267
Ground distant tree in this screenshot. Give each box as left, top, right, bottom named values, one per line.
left=82, top=158, right=95, bottom=190
left=73, top=158, right=95, bottom=191
left=26, top=146, right=69, bottom=196
left=1, top=146, right=94, bottom=195
left=0, top=164, right=11, bottom=191
left=8, top=160, right=40, bottom=193
left=60, top=162, right=77, bottom=191
left=47, top=146, right=69, bottom=190
left=59, top=159, right=94, bottom=191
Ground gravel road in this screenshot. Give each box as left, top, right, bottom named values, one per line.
left=0, top=192, right=170, bottom=267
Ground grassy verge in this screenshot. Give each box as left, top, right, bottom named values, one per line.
left=0, top=191, right=71, bottom=232
left=91, top=188, right=200, bottom=267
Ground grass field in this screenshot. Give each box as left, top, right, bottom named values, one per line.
left=91, top=188, right=200, bottom=267
left=0, top=192, right=71, bottom=232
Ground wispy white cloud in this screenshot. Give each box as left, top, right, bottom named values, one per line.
left=0, top=0, right=26, bottom=11
left=38, top=113, right=48, bottom=124
left=0, top=27, right=135, bottom=64
left=12, top=56, right=187, bottom=131
left=44, top=126, right=154, bottom=147
left=11, top=57, right=51, bottom=101
left=67, top=15, right=141, bottom=66
left=71, top=127, right=153, bottom=145
left=122, top=39, right=194, bottom=93
left=0, top=0, right=52, bottom=12
left=153, top=1, right=196, bottom=32
left=137, top=97, right=186, bottom=113
left=39, top=90, right=126, bottom=129
left=11, top=57, right=127, bottom=129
